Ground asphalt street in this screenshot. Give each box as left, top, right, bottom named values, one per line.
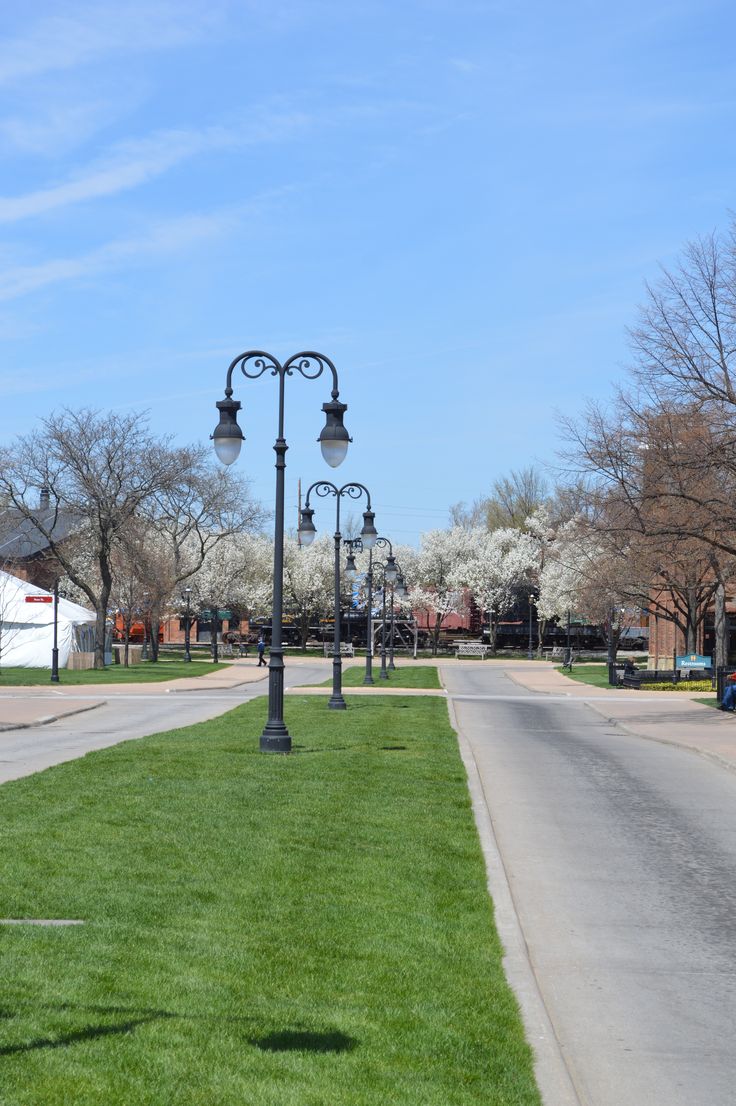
left=0, top=662, right=327, bottom=783
left=443, top=663, right=736, bottom=1106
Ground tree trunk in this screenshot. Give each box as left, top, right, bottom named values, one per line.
left=432, top=612, right=442, bottom=657
left=150, top=606, right=160, bottom=662
left=714, top=580, right=728, bottom=669
left=94, top=594, right=109, bottom=669
left=299, top=609, right=310, bottom=651
left=124, top=614, right=132, bottom=667
left=536, top=616, right=547, bottom=657
left=685, top=588, right=698, bottom=654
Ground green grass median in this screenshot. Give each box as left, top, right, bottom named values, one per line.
left=319, top=664, right=442, bottom=689
left=0, top=695, right=540, bottom=1106
left=555, top=663, right=611, bottom=688
left=0, top=657, right=228, bottom=686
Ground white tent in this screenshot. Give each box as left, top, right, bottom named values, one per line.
left=0, top=570, right=96, bottom=668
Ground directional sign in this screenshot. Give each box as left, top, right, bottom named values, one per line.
left=25, top=595, right=53, bottom=603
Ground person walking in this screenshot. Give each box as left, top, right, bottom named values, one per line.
left=257, top=635, right=267, bottom=667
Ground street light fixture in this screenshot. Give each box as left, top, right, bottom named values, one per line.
left=371, top=559, right=393, bottom=680
left=387, top=560, right=406, bottom=671
left=343, top=535, right=402, bottom=684
left=298, top=481, right=376, bottom=710
left=213, top=351, right=350, bottom=754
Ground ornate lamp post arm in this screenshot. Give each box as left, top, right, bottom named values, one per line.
left=213, top=351, right=350, bottom=754
left=299, top=481, right=376, bottom=710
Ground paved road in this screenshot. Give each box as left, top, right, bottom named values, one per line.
left=0, top=662, right=327, bottom=783
left=443, top=663, right=736, bottom=1106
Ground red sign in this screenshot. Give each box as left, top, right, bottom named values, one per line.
left=25, top=595, right=53, bottom=603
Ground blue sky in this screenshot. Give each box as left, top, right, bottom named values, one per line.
left=1, top=0, right=734, bottom=543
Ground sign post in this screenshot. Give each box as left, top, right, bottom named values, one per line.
left=51, top=581, right=60, bottom=683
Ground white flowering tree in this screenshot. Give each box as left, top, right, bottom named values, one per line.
left=283, top=535, right=334, bottom=649
left=407, top=528, right=474, bottom=654
left=183, top=532, right=273, bottom=632
left=460, top=526, right=539, bottom=652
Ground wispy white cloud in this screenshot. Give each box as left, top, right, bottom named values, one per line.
left=0, top=99, right=124, bottom=157
left=0, top=111, right=311, bottom=223
left=0, top=179, right=300, bottom=303
left=0, top=2, right=226, bottom=86
left=0, top=210, right=237, bottom=302
left=449, top=57, right=481, bottom=73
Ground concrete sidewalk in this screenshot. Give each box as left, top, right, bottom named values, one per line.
left=504, top=660, right=736, bottom=771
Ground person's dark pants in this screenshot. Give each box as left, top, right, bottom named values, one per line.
left=721, top=685, right=736, bottom=710
left=258, top=652, right=266, bottom=667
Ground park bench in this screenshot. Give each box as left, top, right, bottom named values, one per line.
left=621, top=668, right=678, bottom=689
left=323, top=642, right=354, bottom=658
left=455, top=641, right=489, bottom=659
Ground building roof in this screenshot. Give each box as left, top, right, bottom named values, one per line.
left=0, top=506, right=78, bottom=561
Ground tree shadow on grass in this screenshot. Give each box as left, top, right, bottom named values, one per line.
left=0, top=1015, right=161, bottom=1056
left=250, top=1029, right=357, bottom=1054
left=1, top=1003, right=357, bottom=1059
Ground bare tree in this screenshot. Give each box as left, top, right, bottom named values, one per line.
left=0, top=409, right=187, bottom=668
left=136, top=458, right=266, bottom=660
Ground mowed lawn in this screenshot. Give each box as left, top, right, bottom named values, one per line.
left=0, top=658, right=227, bottom=686
left=0, top=696, right=540, bottom=1106
left=323, top=664, right=442, bottom=689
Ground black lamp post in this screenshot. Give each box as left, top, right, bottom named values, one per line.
left=390, top=570, right=408, bottom=669
left=343, top=539, right=362, bottom=658
left=371, top=554, right=399, bottom=681
left=298, top=482, right=377, bottom=709
left=527, top=592, right=535, bottom=660
left=182, top=587, right=192, bottom=662
left=343, top=536, right=398, bottom=684
left=50, top=578, right=60, bottom=683
left=213, top=351, right=350, bottom=754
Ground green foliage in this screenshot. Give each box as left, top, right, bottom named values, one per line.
left=556, top=664, right=611, bottom=688
left=645, top=680, right=713, bottom=692
left=0, top=696, right=540, bottom=1105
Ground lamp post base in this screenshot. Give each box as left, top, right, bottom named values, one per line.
left=260, top=726, right=291, bottom=754
left=328, top=695, right=347, bottom=710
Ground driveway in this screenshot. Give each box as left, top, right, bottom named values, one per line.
left=444, top=661, right=736, bottom=1106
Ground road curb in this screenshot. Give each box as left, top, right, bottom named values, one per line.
left=0, top=700, right=106, bottom=732
left=582, top=699, right=736, bottom=776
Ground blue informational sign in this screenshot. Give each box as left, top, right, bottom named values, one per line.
left=676, top=653, right=712, bottom=670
